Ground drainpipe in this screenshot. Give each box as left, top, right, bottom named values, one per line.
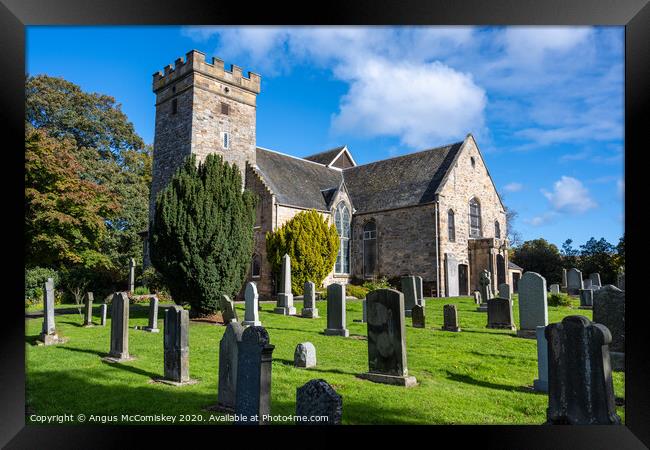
left=434, top=199, right=441, bottom=298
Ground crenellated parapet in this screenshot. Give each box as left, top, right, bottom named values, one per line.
left=152, top=49, right=261, bottom=94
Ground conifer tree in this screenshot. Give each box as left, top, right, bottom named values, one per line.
left=149, top=154, right=257, bottom=317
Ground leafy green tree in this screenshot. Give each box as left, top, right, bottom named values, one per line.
left=578, top=237, right=620, bottom=284
left=266, top=209, right=340, bottom=295
left=511, top=238, right=563, bottom=284
left=560, top=238, right=580, bottom=269
left=149, top=154, right=257, bottom=317
left=615, top=234, right=625, bottom=269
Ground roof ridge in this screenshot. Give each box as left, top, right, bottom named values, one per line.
left=256, top=146, right=340, bottom=171
left=343, top=141, right=463, bottom=170
left=303, top=145, right=346, bottom=160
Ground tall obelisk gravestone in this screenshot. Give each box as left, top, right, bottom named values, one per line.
left=274, top=254, right=296, bottom=315
left=104, top=292, right=133, bottom=362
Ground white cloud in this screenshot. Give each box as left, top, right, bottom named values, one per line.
left=503, top=182, right=524, bottom=193
left=502, top=27, right=593, bottom=66
left=525, top=211, right=558, bottom=227
left=542, top=176, right=597, bottom=214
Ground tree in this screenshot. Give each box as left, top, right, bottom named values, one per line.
left=615, top=234, right=625, bottom=269
left=510, top=238, right=563, bottom=284
left=579, top=237, right=619, bottom=284
left=504, top=204, right=522, bottom=247
left=149, top=154, right=257, bottom=317
left=560, top=238, right=580, bottom=269
left=266, top=210, right=340, bottom=295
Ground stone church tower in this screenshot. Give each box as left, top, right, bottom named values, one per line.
left=145, top=50, right=261, bottom=265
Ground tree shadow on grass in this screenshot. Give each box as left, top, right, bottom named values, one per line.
left=274, top=358, right=358, bottom=376
left=458, top=329, right=519, bottom=338
left=24, top=335, right=40, bottom=346
left=468, top=350, right=535, bottom=362
left=444, top=369, right=545, bottom=395
left=58, top=346, right=109, bottom=358
left=264, top=326, right=321, bottom=334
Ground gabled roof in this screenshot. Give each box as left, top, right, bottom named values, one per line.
left=255, top=147, right=343, bottom=211
left=508, top=261, right=524, bottom=271
left=342, top=142, right=463, bottom=214
left=303, top=146, right=347, bottom=165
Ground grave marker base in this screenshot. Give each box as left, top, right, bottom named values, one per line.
left=487, top=324, right=516, bottom=331
left=404, top=309, right=413, bottom=317
left=273, top=306, right=296, bottom=315
left=37, top=333, right=67, bottom=346
left=242, top=320, right=262, bottom=327
left=358, top=372, right=417, bottom=387
left=533, top=378, right=548, bottom=393
left=301, top=308, right=319, bottom=318
left=442, top=326, right=461, bottom=332
left=516, top=329, right=537, bottom=339
left=151, top=378, right=199, bottom=387
left=134, top=325, right=160, bottom=333
left=476, top=303, right=488, bottom=312
left=102, top=355, right=135, bottom=363
left=324, top=328, right=349, bottom=337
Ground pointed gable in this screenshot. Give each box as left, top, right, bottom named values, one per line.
left=304, top=145, right=356, bottom=169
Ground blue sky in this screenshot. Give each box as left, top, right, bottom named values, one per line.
left=26, top=26, right=624, bottom=249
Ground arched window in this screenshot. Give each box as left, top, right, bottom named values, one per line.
left=447, top=210, right=456, bottom=242
left=251, top=254, right=261, bottom=278
left=363, top=220, right=377, bottom=278
left=469, top=198, right=482, bottom=238
left=363, top=220, right=376, bottom=240
left=494, top=220, right=501, bottom=239
left=334, top=202, right=351, bottom=274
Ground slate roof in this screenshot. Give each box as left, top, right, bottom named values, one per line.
left=342, top=142, right=464, bottom=214
left=303, top=146, right=347, bottom=165
left=255, top=148, right=343, bottom=211
left=508, top=261, right=524, bottom=271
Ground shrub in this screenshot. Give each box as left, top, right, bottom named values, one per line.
left=346, top=284, right=369, bottom=299
left=548, top=292, right=572, bottom=307
left=362, top=276, right=391, bottom=292
left=139, top=266, right=169, bottom=295
left=266, top=209, right=339, bottom=295
left=149, top=154, right=257, bottom=317
left=25, top=267, right=60, bottom=305
left=133, top=286, right=150, bottom=296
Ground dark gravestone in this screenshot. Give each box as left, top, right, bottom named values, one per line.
left=296, top=379, right=343, bottom=425
left=566, top=268, right=583, bottom=295
left=39, top=278, right=64, bottom=345
left=486, top=298, right=516, bottom=330
left=545, top=315, right=621, bottom=425
left=301, top=281, right=319, bottom=318
left=144, top=295, right=160, bottom=332
left=411, top=304, right=425, bottom=328
left=216, top=322, right=245, bottom=411
left=100, top=303, right=108, bottom=326
left=400, top=276, right=418, bottom=317
left=359, top=289, right=417, bottom=387
left=105, top=292, right=133, bottom=362
left=445, top=253, right=459, bottom=297
left=220, top=294, right=238, bottom=323
left=83, top=292, right=94, bottom=326
left=274, top=253, right=296, bottom=315
left=579, top=289, right=593, bottom=309
left=163, top=306, right=191, bottom=384
left=442, top=304, right=461, bottom=332
left=593, top=285, right=625, bottom=371
left=324, top=283, right=349, bottom=337
left=235, top=326, right=275, bottom=424
left=589, top=273, right=602, bottom=288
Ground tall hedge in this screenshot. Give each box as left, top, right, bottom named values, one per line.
left=149, top=154, right=257, bottom=317
left=266, top=209, right=339, bottom=295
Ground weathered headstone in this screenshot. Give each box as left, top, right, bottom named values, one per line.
left=442, top=304, right=461, bottom=332
left=294, top=342, right=317, bottom=368
left=533, top=325, right=548, bottom=392
left=144, top=295, right=160, bottom=332
left=128, top=257, right=136, bottom=293
left=549, top=284, right=560, bottom=295
left=561, top=268, right=568, bottom=288
left=39, top=278, right=63, bottom=345
left=593, top=285, right=625, bottom=371
left=216, top=322, right=245, bottom=412
left=472, top=290, right=482, bottom=305
left=589, top=273, right=602, bottom=288
left=100, top=303, right=108, bottom=326
left=498, top=283, right=511, bottom=301
left=486, top=298, right=516, bottom=330
left=415, top=276, right=425, bottom=307
left=579, top=289, right=593, bottom=309
left=242, top=282, right=261, bottom=326
left=566, top=268, right=583, bottom=295
left=274, top=254, right=296, bottom=315
left=517, top=272, right=548, bottom=338
left=105, top=292, right=132, bottom=361
left=234, top=326, right=275, bottom=424
left=163, top=305, right=191, bottom=384
left=359, top=289, right=417, bottom=387
left=324, top=283, right=349, bottom=337
left=295, top=379, right=342, bottom=425
left=83, top=292, right=94, bottom=327
left=411, top=304, right=425, bottom=328
left=220, top=294, right=238, bottom=324
left=545, top=315, right=621, bottom=424
left=400, top=276, right=418, bottom=317
left=616, top=272, right=625, bottom=291
left=583, top=279, right=593, bottom=290
left=479, top=269, right=493, bottom=306
left=444, top=254, right=460, bottom=297
left=301, top=281, right=319, bottom=318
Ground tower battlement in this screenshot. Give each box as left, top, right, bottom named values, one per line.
left=152, top=49, right=261, bottom=94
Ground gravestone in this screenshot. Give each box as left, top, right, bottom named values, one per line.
left=498, top=283, right=511, bottom=301
left=415, top=276, right=425, bottom=307
left=583, top=279, right=593, bottom=290
left=549, top=284, right=560, bottom=295
left=216, top=322, right=245, bottom=412
left=235, top=326, right=275, bottom=424
left=589, top=273, right=602, bottom=288
left=411, top=304, right=425, bottom=328
left=242, top=282, right=262, bottom=326
left=220, top=294, right=238, bottom=323
left=324, top=283, right=349, bottom=337
left=105, top=292, right=133, bottom=362
left=144, top=295, right=160, bottom=332
left=579, top=289, right=593, bottom=309
left=616, top=272, right=625, bottom=291
left=517, top=272, right=548, bottom=338
left=479, top=269, right=493, bottom=304
left=301, top=281, right=319, bottom=318
left=566, top=268, right=583, bottom=295
left=296, top=379, right=342, bottom=425
left=274, top=254, right=296, bottom=315
left=561, top=268, right=567, bottom=288
left=294, top=342, right=317, bottom=368
left=486, top=298, right=516, bottom=330
left=359, top=289, right=417, bottom=387
left=128, top=257, right=136, bottom=292
left=533, top=325, right=548, bottom=392
left=401, top=276, right=418, bottom=317
left=100, top=303, right=108, bottom=326
left=83, top=292, right=94, bottom=327
left=444, top=253, right=459, bottom=297
left=545, top=315, right=621, bottom=424
left=442, top=304, right=461, bottom=332
left=162, top=305, right=192, bottom=384
left=472, top=290, right=482, bottom=305
left=593, top=285, right=625, bottom=371
left=38, top=278, right=63, bottom=345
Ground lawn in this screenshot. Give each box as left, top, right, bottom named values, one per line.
left=25, top=295, right=625, bottom=425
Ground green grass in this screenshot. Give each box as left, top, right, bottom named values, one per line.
left=25, top=295, right=624, bottom=425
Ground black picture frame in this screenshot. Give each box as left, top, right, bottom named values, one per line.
left=2, top=0, right=648, bottom=447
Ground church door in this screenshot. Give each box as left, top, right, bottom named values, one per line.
left=363, top=221, right=377, bottom=279
left=496, top=254, right=506, bottom=286
left=458, top=264, right=469, bottom=295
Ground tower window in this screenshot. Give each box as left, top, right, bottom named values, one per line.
left=221, top=102, right=230, bottom=115
left=334, top=202, right=351, bottom=274
left=171, top=98, right=178, bottom=115
left=469, top=197, right=482, bottom=238
left=447, top=209, right=456, bottom=242
left=221, top=132, right=230, bottom=149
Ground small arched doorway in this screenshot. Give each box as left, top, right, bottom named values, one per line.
left=458, top=264, right=469, bottom=295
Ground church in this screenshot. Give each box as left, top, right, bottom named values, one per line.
left=145, top=50, right=512, bottom=299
